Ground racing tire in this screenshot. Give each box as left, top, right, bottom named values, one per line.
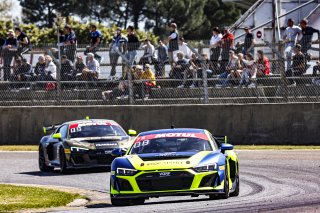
left=59, top=147, right=69, bottom=174
left=210, top=162, right=229, bottom=200
left=230, top=174, right=240, bottom=197
left=39, top=146, right=54, bottom=172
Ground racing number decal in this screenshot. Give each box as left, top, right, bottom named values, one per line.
left=134, top=140, right=150, bottom=148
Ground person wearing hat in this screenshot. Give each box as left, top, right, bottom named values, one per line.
left=63, top=25, right=77, bottom=62
left=286, top=44, right=305, bottom=85
left=283, top=18, right=302, bottom=69
left=139, top=38, right=156, bottom=65
left=109, top=27, right=127, bottom=77
left=167, top=23, right=179, bottom=66
left=78, top=53, right=100, bottom=81
left=84, top=24, right=103, bottom=63
left=3, top=30, right=18, bottom=81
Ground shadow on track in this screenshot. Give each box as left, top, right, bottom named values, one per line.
left=18, top=167, right=110, bottom=176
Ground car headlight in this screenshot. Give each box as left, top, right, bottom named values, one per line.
left=194, top=163, right=217, bottom=172
left=71, top=147, right=89, bottom=152
left=116, top=168, right=138, bottom=176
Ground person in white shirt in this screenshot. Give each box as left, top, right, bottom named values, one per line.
left=210, top=27, right=222, bottom=62
left=174, top=37, right=192, bottom=62
left=79, top=53, right=100, bottom=81
left=139, top=39, right=156, bottom=64
left=44, top=55, right=57, bottom=80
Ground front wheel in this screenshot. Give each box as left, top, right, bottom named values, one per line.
left=59, top=147, right=69, bottom=174
left=39, top=146, right=54, bottom=172
left=230, top=174, right=239, bottom=197
left=210, top=162, right=229, bottom=200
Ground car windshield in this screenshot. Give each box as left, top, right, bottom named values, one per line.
left=69, top=124, right=126, bottom=138
left=129, top=136, right=213, bottom=154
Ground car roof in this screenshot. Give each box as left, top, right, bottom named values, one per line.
left=139, top=128, right=206, bottom=136
left=63, top=119, right=119, bottom=125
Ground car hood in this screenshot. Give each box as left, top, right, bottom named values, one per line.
left=126, top=151, right=213, bottom=170
left=65, top=136, right=131, bottom=150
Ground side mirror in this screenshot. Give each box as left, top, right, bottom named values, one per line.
left=221, top=143, right=233, bottom=153
left=128, top=129, right=137, bottom=136
left=112, top=148, right=126, bottom=157
left=52, top=133, right=62, bottom=140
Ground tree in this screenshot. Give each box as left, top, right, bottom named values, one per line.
left=0, top=0, right=13, bottom=18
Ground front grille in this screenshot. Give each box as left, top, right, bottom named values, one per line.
left=136, top=171, right=194, bottom=191
left=117, top=178, right=133, bottom=191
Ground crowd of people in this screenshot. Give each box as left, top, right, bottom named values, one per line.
left=0, top=19, right=320, bottom=94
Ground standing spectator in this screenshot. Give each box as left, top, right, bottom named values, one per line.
left=126, top=25, right=140, bottom=65
left=74, top=56, right=86, bottom=79
left=139, top=39, right=156, bottom=65
left=220, top=27, right=235, bottom=73
left=209, top=27, right=222, bottom=72
left=256, top=50, right=270, bottom=77
left=155, top=39, right=168, bottom=77
left=44, top=55, right=57, bottom=81
left=109, top=27, right=127, bottom=77
left=84, top=24, right=103, bottom=63
left=60, top=55, right=74, bottom=81
left=239, top=53, right=257, bottom=87
left=78, top=53, right=100, bottom=81
left=283, top=19, right=302, bottom=69
left=176, top=37, right=192, bottom=61
left=286, top=44, right=305, bottom=85
left=2, top=30, right=18, bottom=81
left=238, top=27, right=255, bottom=55
left=169, top=51, right=189, bottom=79
left=167, top=23, right=179, bottom=66
left=299, top=19, right=320, bottom=55
left=63, top=25, right=77, bottom=63
left=14, top=27, right=30, bottom=59
left=34, top=56, right=46, bottom=80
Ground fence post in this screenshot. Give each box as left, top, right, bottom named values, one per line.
left=128, top=71, right=134, bottom=105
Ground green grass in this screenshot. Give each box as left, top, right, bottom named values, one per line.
left=234, top=145, right=320, bottom=150
left=0, top=145, right=38, bottom=151
left=0, top=184, right=82, bottom=212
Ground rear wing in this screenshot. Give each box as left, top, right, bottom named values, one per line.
left=43, top=124, right=62, bottom=134
left=213, top=135, right=228, bottom=144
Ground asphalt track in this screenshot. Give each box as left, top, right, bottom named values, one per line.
left=1, top=150, right=320, bottom=213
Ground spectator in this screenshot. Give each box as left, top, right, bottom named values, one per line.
left=169, top=51, right=189, bottom=79
left=109, top=27, right=127, bottom=77
left=209, top=27, right=222, bottom=72
left=74, top=56, right=86, bottom=80
left=238, top=27, right=255, bottom=55
left=84, top=24, right=103, bottom=63
left=283, top=18, right=302, bottom=69
left=126, top=25, right=140, bottom=65
left=155, top=39, right=168, bottom=77
left=256, top=50, right=270, bottom=77
left=139, top=39, right=156, bottom=65
left=286, top=44, right=306, bottom=85
left=60, top=55, right=75, bottom=81
left=167, top=23, right=179, bottom=65
left=10, top=57, right=32, bottom=82
left=2, top=30, right=18, bottom=81
left=217, top=50, right=238, bottom=87
left=178, top=53, right=199, bottom=88
left=196, top=53, right=215, bottom=79
left=176, top=37, right=192, bottom=61
left=78, top=53, right=100, bottom=81
left=34, top=55, right=46, bottom=80
left=220, top=27, right=235, bottom=73
left=0, top=34, right=5, bottom=62
left=44, top=55, right=57, bottom=81
left=312, top=61, right=320, bottom=85
left=229, top=53, right=245, bottom=84
left=63, top=25, right=77, bottom=62
left=239, top=53, right=257, bottom=87
left=135, top=64, right=156, bottom=99
left=14, top=27, right=30, bottom=58
left=299, top=19, right=320, bottom=55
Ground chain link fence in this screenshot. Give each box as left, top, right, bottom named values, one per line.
left=0, top=40, right=320, bottom=106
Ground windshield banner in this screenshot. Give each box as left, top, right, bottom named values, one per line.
left=134, top=133, right=208, bottom=143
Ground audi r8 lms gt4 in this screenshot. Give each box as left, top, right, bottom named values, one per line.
left=110, top=128, right=239, bottom=206
left=38, top=118, right=137, bottom=173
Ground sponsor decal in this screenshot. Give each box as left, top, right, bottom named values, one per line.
left=159, top=172, right=171, bottom=177
left=95, top=143, right=118, bottom=147
left=144, top=161, right=185, bottom=166
left=69, top=121, right=119, bottom=131
left=134, top=133, right=208, bottom=143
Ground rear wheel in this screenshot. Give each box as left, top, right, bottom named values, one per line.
left=59, top=147, right=69, bottom=174
left=39, top=146, right=54, bottom=172
left=230, top=174, right=240, bottom=197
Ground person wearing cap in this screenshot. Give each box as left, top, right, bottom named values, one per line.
left=3, top=30, right=18, bottom=81
left=220, top=27, right=235, bottom=73
left=286, top=44, right=306, bottom=85
left=78, top=53, right=100, bottom=81
left=209, top=27, right=222, bottom=64
left=283, top=18, right=302, bottom=69
left=15, top=27, right=31, bottom=58
left=84, top=24, right=103, bottom=63
left=299, top=19, right=319, bottom=54
left=167, top=23, right=179, bottom=65
left=63, top=25, right=77, bottom=62
left=109, top=27, right=127, bottom=77
left=126, top=25, right=140, bottom=65
left=139, top=38, right=156, bottom=65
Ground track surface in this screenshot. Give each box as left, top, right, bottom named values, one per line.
left=1, top=150, right=320, bottom=213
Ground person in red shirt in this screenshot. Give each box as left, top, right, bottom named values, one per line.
left=221, top=27, right=235, bottom=73
left=256, top=50, right=270, bottom=76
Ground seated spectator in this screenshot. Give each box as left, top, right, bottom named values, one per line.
left=60, top=55, right=75, bottom=81
left=239, top=53, right=257, bottom=87
left=228, top=53, right=245, bottom=85
left=135, top=64, right=156, bottom=99
left=178, top=53, right=200, bottom=88
left=74, top=56, right=86, bottom=80
left=169, top=52, right=189, bottom=79
left=286, top=44, right=306, bottom=85
left=34, top=56, right=46, bottom=80
left=155, top=39, right=168, bottom=77
left=44, top=55, right=57, bottom=81
left=77, top=53, right=100, bottom=81
left=312, top=61, right=320, bottom=85
left=10, top=57, right=33, bottom=82
left=175, top=37, right=192, bottom=62
left=256, top=50, right=270, bottom=77
left=217, top=50, right=238, bottom=87
left=139, top=39, right=156, bottom=65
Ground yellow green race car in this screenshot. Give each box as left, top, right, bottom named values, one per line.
left=110, top=128, right=239, bottom=206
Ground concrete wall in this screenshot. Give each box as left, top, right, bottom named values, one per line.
left=1, top=103, right=320, bottom=145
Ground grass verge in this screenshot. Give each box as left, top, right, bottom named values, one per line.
left=0, top=184, right=83, bottom=212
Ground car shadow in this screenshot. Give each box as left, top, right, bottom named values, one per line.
left=19, top=167, right=111, bottom=176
